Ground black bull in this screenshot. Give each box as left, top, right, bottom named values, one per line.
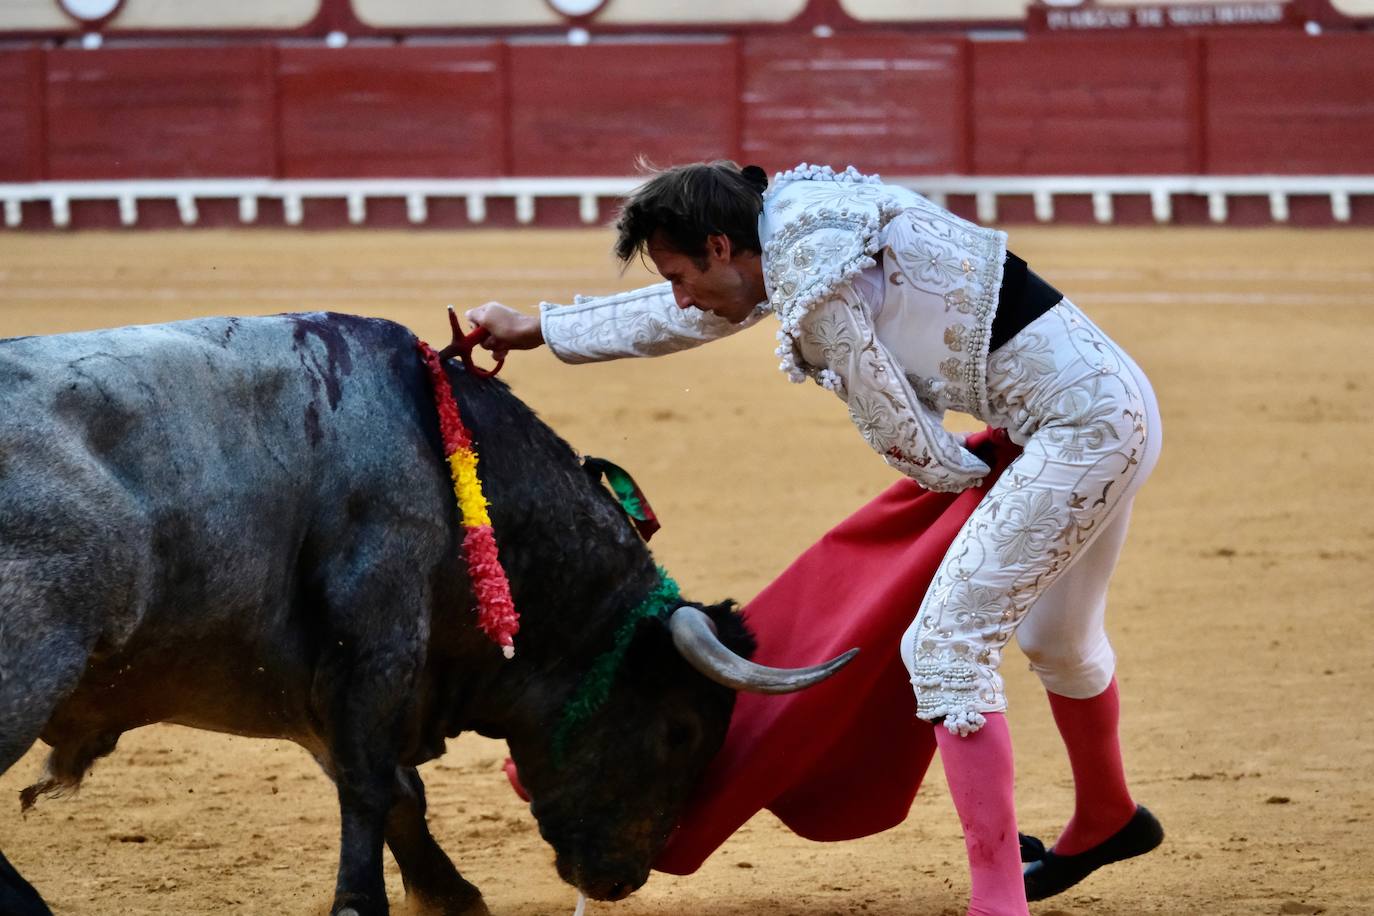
left=0, top=313, right=852, bottom=916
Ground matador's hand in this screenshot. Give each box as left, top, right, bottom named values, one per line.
left=465, top=302, right=545, bottom=358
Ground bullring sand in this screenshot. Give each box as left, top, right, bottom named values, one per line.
left=1, top=227, right=1371, bottom=915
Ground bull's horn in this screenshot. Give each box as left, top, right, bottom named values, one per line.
left=668, top=606, right=858, bottom=694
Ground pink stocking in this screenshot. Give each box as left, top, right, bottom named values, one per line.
left=1047, top=677, right=1137, bottom=855
left=934, top=713, right=1030, bottom=916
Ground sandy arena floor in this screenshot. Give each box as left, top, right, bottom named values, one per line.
left=1, top=227, right=1371, bottom=916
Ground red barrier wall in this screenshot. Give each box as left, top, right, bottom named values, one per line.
left=0, top=48, right=45, bottom=182
left=505, top=40, right=739, bottom=175
left=44, top=47, right=276, bottom=179
left=741, top=34, right=969, bottom=175
left=971, top=34, right=1201, bottom=175
left=8, top=31, right=1374, bottom=191
left=1204, top=33, right=1374, bottom=174
left=277, top=44, right=507, bottom=177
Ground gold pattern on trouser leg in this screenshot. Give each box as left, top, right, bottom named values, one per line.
left=903, top=301, right=1162, bottom=735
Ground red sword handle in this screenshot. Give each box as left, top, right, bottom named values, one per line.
left=437, top=305, right=506, bottom=379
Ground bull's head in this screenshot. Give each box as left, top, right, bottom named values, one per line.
left=505, top=601, right=854, bottom=901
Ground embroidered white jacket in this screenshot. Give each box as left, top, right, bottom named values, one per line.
left=539, top=165, right=1007, bottom=493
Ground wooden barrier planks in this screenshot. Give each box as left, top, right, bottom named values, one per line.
left=742, top=34, right=970, bottom=175
left=1204, top=32, right=1374, bottom=174
left=43, top=46, right=276, bottom=179
left=277, top=44, right=506, bottom=178
left=505, top=39, right=739, bottom=175
left=971, top=34, right=1200, bottom=175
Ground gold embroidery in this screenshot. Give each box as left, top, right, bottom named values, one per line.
left=943, top=288, right=972, bottom=314
left=944, top=325, right=966, bottom=352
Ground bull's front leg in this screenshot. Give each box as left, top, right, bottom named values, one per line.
left=320, top=647, right=418, bottom=916
left=332, top=764, right=394, bottom=916
left=313, top=548, right=431, bottom=916
left=387, top=767, right=490, bottom=915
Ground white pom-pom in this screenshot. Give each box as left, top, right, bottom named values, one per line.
left=502, top=645, right=515, bottom=660
left=942, top=709, right=987, bottom=737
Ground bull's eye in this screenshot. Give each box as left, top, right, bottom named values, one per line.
left=666, top=722, right=696, bottom=750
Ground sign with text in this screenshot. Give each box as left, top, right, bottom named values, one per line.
left=1029, top=0, right=1299, bottom=30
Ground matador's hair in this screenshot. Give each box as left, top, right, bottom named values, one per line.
left=612, top=160, right=769, bottom=269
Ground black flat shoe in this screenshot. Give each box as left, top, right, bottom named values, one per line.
left=1023, top=805, right=1164, bottom=901
left=1019, top=832, right=1046, bottom=863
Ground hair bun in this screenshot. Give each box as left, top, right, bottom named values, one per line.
left=740, top=164, right=769, bottom=194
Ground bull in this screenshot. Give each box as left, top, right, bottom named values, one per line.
left=0, top=313, right=852, bottom=916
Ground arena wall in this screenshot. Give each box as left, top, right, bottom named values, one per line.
left=504, top=40, right=740, bottom=177
left=276, top=44, right=506, bottom=179
left=1203, top=32, right=1374, bottom=174
left=971, top=34, right=1202, bottom=176
left=1, top=0, right=1371, bottom=228
left=43, top=46, right=276, bottom=180
left=6, top=0, right=1373, bottom=37
left=0, top=47, right=43, bottom=183
left=740, top=35, right=969, bottom=175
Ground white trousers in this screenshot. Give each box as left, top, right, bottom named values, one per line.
left=900, top=301, right=1163, bottom=734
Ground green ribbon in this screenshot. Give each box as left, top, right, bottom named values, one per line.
left=583, top=457, right=661, bottom=541
left=552, top=567, right=681, bottom=761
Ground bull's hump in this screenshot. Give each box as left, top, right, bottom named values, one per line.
left=3, top=313, right=406, bottom=387
left=3, top=312, right=416, bottom=446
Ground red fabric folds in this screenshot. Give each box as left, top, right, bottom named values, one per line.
left=654, top=429, right=1019, bottom=875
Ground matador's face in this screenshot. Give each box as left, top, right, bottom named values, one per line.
left=648, top=234, right=765, bottom=325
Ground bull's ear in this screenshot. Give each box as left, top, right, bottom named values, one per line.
left=668, top=606, right=857, bottom=695
left=699, top=599, right=756, bottom=659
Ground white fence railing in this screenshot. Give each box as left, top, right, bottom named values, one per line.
left=2, top=175, right=1372, bottom=229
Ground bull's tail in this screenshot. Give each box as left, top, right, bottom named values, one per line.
left=18, top=766, right=80, bottom=813
left=9, top=727, right=118, bottom=813
left=14, top=728, right=117, bottom=812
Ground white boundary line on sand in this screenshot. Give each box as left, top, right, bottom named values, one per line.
left=2, top=175, right=1373, bottom=229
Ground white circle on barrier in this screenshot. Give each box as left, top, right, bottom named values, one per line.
left=545, top=0, right=606, bottom=18
left=58, top=0, right=122, bottom=24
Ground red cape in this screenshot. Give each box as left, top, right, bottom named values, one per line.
left=653, top=429, right=1019, bottom=875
